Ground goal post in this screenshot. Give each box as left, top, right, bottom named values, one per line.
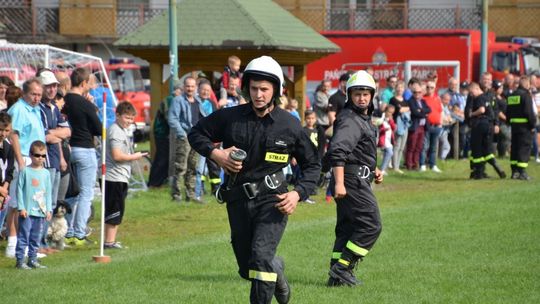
left=403, top=60, right=461, bottom=87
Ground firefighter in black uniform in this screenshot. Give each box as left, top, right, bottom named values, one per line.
left=325, top=70, right=384, bottom=287
left=188, top=56, right=320, bottom=304
left=468, top=82, right=506, bottom=179
left=506, top=76, right=536, bottom=180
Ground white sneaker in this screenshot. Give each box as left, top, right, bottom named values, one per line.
left=394, top=169, right=404, bottom=174
left=431, top=166, right=442, bottom=173
left=5, top=245, right=15, bottom=258
left=420, top=165, right=427, bottom=172
left=536, top=158, right=540, bottom=163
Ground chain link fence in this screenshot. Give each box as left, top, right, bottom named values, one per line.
left=490, top=3, right=540, bottom=37
left=321, top=4, right=482, bottom=31
left=117, top=5, right=165, bottom=36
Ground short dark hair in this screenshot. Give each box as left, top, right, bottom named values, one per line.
left=5, top=86, right=22, bottom=109
left=304, top=109, right=316, bottom=118
left=0, top=76, right=14, bottom=87
left=0, top=112, right=11, bottom=128
left=115, top=101, right=136, bottom=116
left=229, top=74, right=240, bottom=81
left=408, top=77, right=421, bottom=87
left=198, top=78, right=211, bottom=88
left=22, top=78, right=42, bottom=94
left=30, top=140, right=46, bottom=154
left=70, top=67, right=90, bottom=88
left=386, top=75, right=397, bottom=82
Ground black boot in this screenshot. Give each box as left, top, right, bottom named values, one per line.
left=487, top=159, right=506, bottom=179
left=326, top=259, right=345, bottom=287
left=329, top=261, right=359, bottom=287
left=518, top=169, right=531, bottom=181
left=273, top=257, right=290, bottom=304
left=471, top=164, right=483, bottom=180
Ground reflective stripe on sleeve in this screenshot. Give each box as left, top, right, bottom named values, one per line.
left=509, top=118, right=528, bottom=123
left=332, top=252, right=342, bottom=260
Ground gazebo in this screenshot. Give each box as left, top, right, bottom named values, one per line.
left=114, top=0, right=339, bottom=121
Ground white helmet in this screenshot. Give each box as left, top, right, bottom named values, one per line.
left=242, top=56, right=284, bottom=97
left=346, top=70, right=376, bottom=100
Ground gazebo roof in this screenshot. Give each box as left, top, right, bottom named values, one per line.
left=114, top=0, right=339, bottom=57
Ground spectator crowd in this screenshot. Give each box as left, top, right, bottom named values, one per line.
left=1, top=55, right=540, bottom=268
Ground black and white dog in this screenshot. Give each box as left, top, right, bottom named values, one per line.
left=47, top=200, right=71, bottom=250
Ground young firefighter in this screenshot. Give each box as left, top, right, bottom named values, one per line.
left=104, top=102, right=148, bottom=249
left=15, top=140, right=51, bottom=269
left=468, top=82, right=506, bottom=179
left=189, top=56, right=320, bottom=304
left=325, top=70, right=384, bottom=287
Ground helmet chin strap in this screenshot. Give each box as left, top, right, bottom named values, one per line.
left=253, top=97, right=276, bottom=113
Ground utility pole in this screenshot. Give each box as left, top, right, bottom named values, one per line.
left=169, top=0, right=178, bottom=95
left=479, top=0, right=488, bottom=77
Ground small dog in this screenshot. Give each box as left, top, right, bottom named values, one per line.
left=47, top=201, right=71, bottom=250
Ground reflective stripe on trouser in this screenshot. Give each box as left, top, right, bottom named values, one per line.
left=227, top=194, right=288, bottom=304
left=171, top=137, right=199, bottom=199
left=510, top=125, right=533, bottom=171
left=470, top=120, right=493, bottom=165
left=330, top=176, right=382, bottom=264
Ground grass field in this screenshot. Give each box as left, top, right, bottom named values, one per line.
left=0, top=159, right=539, bottom=303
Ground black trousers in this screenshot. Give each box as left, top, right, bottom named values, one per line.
left=148, top=136, right=170, bottom=187
left=227, top=193, right=287, bottom=304
left=470, top=119, right=494, bottom=163
left=331, top=175, right=382, bottom=263
left=510, top=124, right=534, bottom=170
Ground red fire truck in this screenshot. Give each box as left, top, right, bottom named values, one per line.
left=105, top=58, right=150, bottom=137
left=307, top=29, right=540, bottom=89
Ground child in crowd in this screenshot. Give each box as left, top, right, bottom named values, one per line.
left=104, top=102, right=147, bottom=249
left=299, top=110, right=327, bottom=204
left=0, top=112, right=15, bottom=225
left=222, top=55, right=241, bottom=90
left=378, top=105, right=396, bottom=175
left=286, top=98, right=300, bottom=121
left=15, top=140, right=51, bottom=269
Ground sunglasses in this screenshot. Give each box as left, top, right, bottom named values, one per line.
left=32, top=153, right=47, bottom=159
left=413, top=91, right=423, bottom=94
left=426, top=86, right=436, bottom=89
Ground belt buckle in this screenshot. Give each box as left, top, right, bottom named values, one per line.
left=242, top=183, right=257, bottom=200
left=264, top=174, right=280, bottom=190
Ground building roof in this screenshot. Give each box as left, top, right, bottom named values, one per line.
left=114, top=0, right=339, bottom=53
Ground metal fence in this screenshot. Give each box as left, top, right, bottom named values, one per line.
left=323, top=4, right=482, bottom=31
left=1, top=2, right=538, bottom=42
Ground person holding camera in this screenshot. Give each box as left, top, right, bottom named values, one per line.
left=188, top=56, right=320, bottom=304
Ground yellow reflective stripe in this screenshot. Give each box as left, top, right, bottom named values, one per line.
left=472, top=157, right=485, bottom=163
left=249, top=270, right=277, bottom=282
left=510, top=160, right=518, bottom=165
left=338, top=259, right=350, bottom=266
left=346, top=241, right=369, bottom=256
left=201, top=176, right=207, bottom=181
left=507, top=96, right=521, bottom=105
left=209, top=178, right=222, bottom=184
left=510, top=118, right=528, bottom=123
left=264, top=152, right=289, bottom=163
left=332, top=252, right=342, bottom=260
left=517, top=162, right=528, bottom=168
left=484, top=154, right=495, bottom=161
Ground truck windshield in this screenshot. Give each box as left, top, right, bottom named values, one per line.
left=522, top=48, right=540, bottom=74
left=108, top=69, right=145, bottom=92
left=491, top=51, right=520, bottom=74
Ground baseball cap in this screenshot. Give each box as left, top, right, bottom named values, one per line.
left=492, top=80, right=503, bottom=89
left=39, top=71, right=59, bottom=86
left=460, top=81, right=469, bottom=89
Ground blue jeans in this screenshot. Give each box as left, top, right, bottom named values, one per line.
left=195, top=156, right=207, bottom=198
left=65, top=147, right=97, bottom=239
left=41, top=168, right=61, bottom=247
left=16, top=215, right=44, bottom=262
left=420, top=125, right=442, bottom=168
left=380, top=147, right=393, bottom=171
